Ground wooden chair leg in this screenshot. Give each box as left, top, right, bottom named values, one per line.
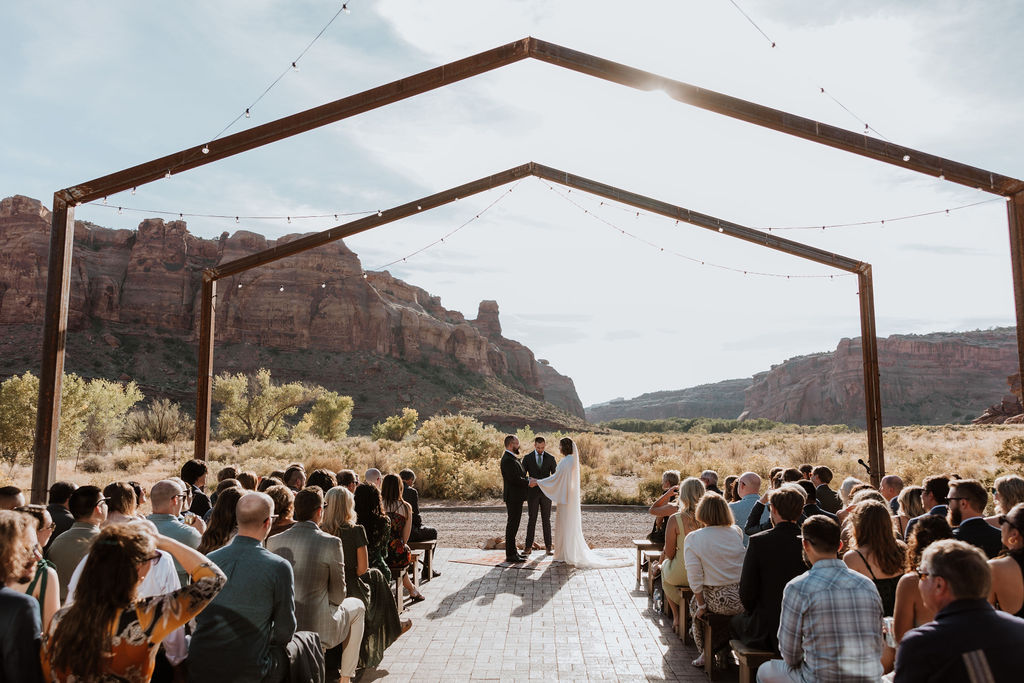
left=704, top=619, right=714, bottom=680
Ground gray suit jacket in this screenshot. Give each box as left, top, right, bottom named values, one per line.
left=267, top=521, right=351, bottom=649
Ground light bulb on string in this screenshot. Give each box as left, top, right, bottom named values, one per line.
left=279, top=286, right=285, bottom=292
left=130, top=187, right=136, bottom=195
left=202, top=145, right=210, bottom=154
left=939, top=174, right=945, bottom=181
left=377, top=210, right=383, bottom=217
left=118, top=207, right=123, bottom=215
left=902, top=155, right=911, bottom=162
left=342, top=3, right=350, bottom=14
left=237, top=283, right=243, bottom=289
left=291, top=62, right=299, bottom=71
left=718, top=227, right=724, bottom=233
left=287, top=217, right=291, bottom=224
left=417, top=205, right=421, bottom=211
left=164, top=170, right=172, bottom=178
left=102, top=197, right=108, bottom=204
left=321, top=283, right=326, bottom=288
left=245, top=109, right=251, bottom=118
left=235, top=217, right=240, bottom=223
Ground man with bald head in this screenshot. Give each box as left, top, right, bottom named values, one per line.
left=729, top=472, right=769, bottom=545
left=147, top=479, right=205, bottom=586
left=363, top=468, right=382, bottom=489
left=189, top=492, right=324, bottom=681
left=879, top=474, right=904, bottom=515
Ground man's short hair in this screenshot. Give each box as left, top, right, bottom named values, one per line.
left=399, top=469, right=415, bottom=483
left=68, top=485, right=104, bottom=520
left=922, top=475, right=950, bottom=504
left=265, top=485, right=295, bottom=518
left=663, top=470, right=681, bottom=487
left=236, top=471, right=258, bottom=490
left=217, top=466, right=238, bottom=482
left=293, top=488, right=324, bottom=522
left=180, top=459, right=209, bottom=485
left=781, top=468, right=803, bottom=483
left=795, top=479, right=817, bottom=503
left=921, top=539, right=991, bottom=599
left=103, top=482, right=136, bottom=514
left=337, top=470, right=357, bottom=487
left=801, top=515, right=841, bottom=554
left=948, top=479, right=987, bottom=512
left=0, top=486, right=22, bottom=508
left=504, top=434, right=517, bottom=448
left=700, top=470, right=719, bottom=486
left=306, top=469, right=337, bottom=492
left=798, top=464, right=813, bottom=477
left=811, top=466, right=833, bottom=484
left=534, top=436, right=545, bottom=444
left=48, top=481, right=77, bottom=505
left=770, top=486, right=806, bottom=522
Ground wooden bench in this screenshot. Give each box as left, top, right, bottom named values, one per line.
left=700, top=612, right=735, bottom=680
left=391, top=549, right=423, bottom=613
left=632, top=538, right=660, bottom=585
left=408, top=539, right=437, bottom=583
left=643, top=550, right=661, bottom=597
left=675, top=587, right=694, bottom=644
left=729, top=639, right=774, bottom=683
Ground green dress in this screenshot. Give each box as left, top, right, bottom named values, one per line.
left=661, top=512, right=690, bottom=604
left=336, top=523, right=403, bottom=668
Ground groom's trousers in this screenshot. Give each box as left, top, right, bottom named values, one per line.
left=524, top=493, right=552, bottom=550
left=505, top=499, right=524, bottom=557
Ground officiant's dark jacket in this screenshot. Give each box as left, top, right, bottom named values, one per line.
left=953, top=517, right=1003, bottom=559
left=522, top=450, right=557, bottom=498
left=501, top=451, right=530, bottom=503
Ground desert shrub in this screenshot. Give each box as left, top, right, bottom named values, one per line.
left=112, top=452, right=149, bottom=472
left=996, top=436, right=1024, bottom=467
left=403, top=446, right=464, bottom=498
left=371, top=407, right=419, bottom=442
left=80, top=455, right=104, bottom=473
left=213, top=368, right=321, bottom=443
left=416, top=414, right=502, bottom=461
left=459, top=458, right=502, bottom=500
left=293, top=391, right=354, bottom=441
left=122, top=399, right=193, bottom=445
left=637, top=475, right=666, bottom=502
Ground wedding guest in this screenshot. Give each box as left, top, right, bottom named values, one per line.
left=880, top=474, right=904, bottom=515
left=47, top=485, right=106, bottom=602
left=102, top=481, right=139, bottom=525
left=354, top=484, right=394, bottom=582
left=267, top=469, right=287, bottom=482
left=758, top=515, right=883, bottom=683
left=723, top=475, right=739, bottom=503
left=894, top=485, right=924, bottom=539
left=810, top=466, right=841, bottom=514
left=893, top=515, right=953, bottom=642
left=363, top=468, right=382, bottom=489
left=181, top=459, right=212, bottom=518
left=904, top=475, right=949, bottom=538
left=988, top=501, right=1024, bottom=616
left=265, top=484, right=296, bottom=538
left=307, top=468, right=338, bottom=492
left=948, top=479, right=1002, bottom=558
left=648, top=470, right=681, bottom=546
left=44, top=481, right=77, bottom=552
left=43, top=525, right=226, bottom=682
left=798, top=464, right=813, bottom=480
left=381, top=474, right=424, bottom=603
left=337, top=470, right=359, bottom=492
left=210, top=467, right=238, bottom=507
left=268, top=487, right=365, bottom=683
left=0, top=486, right=24, bottom=510
left=0, top=510, right=45, bottom=683
left=780, top=468, right=802, bottom=483
left=147, top=480, right=205, bottom=586
left=400, top=469, right=439, bottom=580
left=198, top=486, right=244, bottom=554
left=206, top=479, right=241, bottom=522
left=684, top=493, right=746, bottom=668
left=283, top=465, right=306, bottom=492
left=322, top=486, right=407, bottom=668
left=655, top=477, right=704, bottom=631
left=9, top=505, right=59, bottom=631
left=258, top=476, right=284, bottom=492
left=128, top=481, right=146, bottom=510
left=986, top=474, right=1024, bottom=528
left=794, top=480, right=837, bottom=522
left=730, top=472, right=768, bottom=544
left=893, top=540, right=1024, bottom=682
left=236, top=470, right=259, bottom=490
left=699, top=470, right=722, bottom=495
left=743, top=483, right=806, bottom=537
left=838, top=477, right=865, bottom=509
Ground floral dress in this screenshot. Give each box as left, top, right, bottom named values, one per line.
left=385, top=503, right=413, bottom=571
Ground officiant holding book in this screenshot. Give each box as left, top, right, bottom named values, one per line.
left=522, top=436, right=558, bottom=555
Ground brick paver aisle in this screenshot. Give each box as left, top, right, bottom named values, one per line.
left=364, top=548, right=729, bottom=682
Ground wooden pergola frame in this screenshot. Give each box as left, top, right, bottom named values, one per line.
left=31, top=37, right=1024, bottom=500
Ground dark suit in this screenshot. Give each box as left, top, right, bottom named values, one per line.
left=894, top=598, right=1024, bottom=683
left=0, top=587, right=45, bottom=683
left=905, top=504, right=948, bottom=539
left=44, top=503, right=75, bottom=553
left=802, top=503, right=838, bottom=523
left=522, top=450, right=557, bottom=551
left=500, top=450, right=530, bottom=559
left=731, top=522, right=807, bottom=653
left=815, top=484, right=842, bottom=514
left=404, top=485, right=437, bottom=578
left=953, top=517, right=1003, bottom=559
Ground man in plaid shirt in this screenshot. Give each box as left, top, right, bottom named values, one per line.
left=758, top=515, right=883, bottom=682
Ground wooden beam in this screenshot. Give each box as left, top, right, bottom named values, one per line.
left=30, top=195, right=75, bottom=503
left=193, top=276, right=216, bottom=460
left=1008, top=193, right=1024, bottom=396
left=859, top=268, right=885, bottom=485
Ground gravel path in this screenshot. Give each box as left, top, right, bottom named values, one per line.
left=421, top=506, right=652, bottom=548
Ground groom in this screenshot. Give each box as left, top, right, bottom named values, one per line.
left=500, top=434, right=536, bottom=563
left=522, top=436, right=557, bottom=555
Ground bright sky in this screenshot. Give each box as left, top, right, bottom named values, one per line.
left=3, top=1, right=1022, bottom=407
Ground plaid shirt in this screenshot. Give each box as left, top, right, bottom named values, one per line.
left=777, top=558, right=883, bottom=682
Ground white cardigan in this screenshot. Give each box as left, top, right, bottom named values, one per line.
left=682, top=524, right=746, bottom=594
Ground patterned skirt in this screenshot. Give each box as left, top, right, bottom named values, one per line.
left=689, top=583, right=743, bottom=653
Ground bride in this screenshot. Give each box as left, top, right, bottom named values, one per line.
left=534, top=437, right=630, bottom=569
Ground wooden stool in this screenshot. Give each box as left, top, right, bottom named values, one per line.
left=409, top=539, right=437, bottom=582
left=632, top=539, right=660, bottom=585
left=643, top=550, right=661, bottom=597
left=700, top=612, right=734, bottom=680
left=729, top=639, right=774, bottom=683
left=676, top=587, right=694, bottom=644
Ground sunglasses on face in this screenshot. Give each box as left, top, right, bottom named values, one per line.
left=915, top=566, right=935, bottom=580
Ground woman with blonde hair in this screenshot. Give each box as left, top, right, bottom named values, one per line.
left=683, top=493, right=746, bottom=668
left=323, top=486, right=407, bottom=667
left=986, top=475, right=1024, bottom=528
left=656, top=477, right=705, bottom=631
left=894, top=485, right=925, bottom=538
left=102, top=482, right=139, bottom=526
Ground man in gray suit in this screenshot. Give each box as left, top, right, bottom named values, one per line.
left=268, top=488, right=365, bottom=683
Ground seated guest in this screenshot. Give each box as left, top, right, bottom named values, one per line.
left=904, top=475, right=949, bottom=538
left=205, top=479, right=241, bottom=522
left=988, top=502, right=1024, bottom=616
left=307, top=468, right=338, bottom=492
left=758, top=515, right=883, bottom=683
left=283, top=465, right=306, bottom=492
left=730, top=472, right=768, bottom=544
left=654, top=477, right=704, bottom=632
left=44, top=481, right=77, bottom=552
left=794, top=480, right=837, bottom=522
left=798, top=464, right=813, bottom=480
left=0, top=511, right=46, bottom=683
left=181, top=459, right=212, bottom=518
left=210, top=467, right=238, bottom=507
left=810, top=466, right=841, bottom=514
left=336, top=470, right=359, bottom=492
left=780, top=468, right=802, bottom=483
left=265, top=485, right=296, bottom=538
left=700, top=470, right=722, bottom=495
left=47, top=485, right=106, bottom=602
left=731, top=486, right=806, bottom=653
left=986, top=474, right=1024, bottom=528
left=742, top=483, right=806, bottom=537
left=894, top=485, right=924, bottom=539
left=103, top=481, right=139, bottom=525
left=236, top=470, right=259, bottom=490
left=147, top=480, right=205, bottom=586
left=323, top=486, right=407, bottom=668
left=363, top=468, right=382, bottom=489
left=0, top=486, right=24, bottom=510
left=723, top=475, right=739, bottom=503
left=43, top=524, right=225, bottom=682
left=835, top=478, right=865, bottom=523
left=684, top=493, right=746, bottom=668
left=893, top=516, right=953, bottom=642
left=258, top=475, right=284, bottom=492
left=189, top=492, right=325, bottom=682
left=893, top=540, right=1024, bottom=682
left=268, top=488, right=365, bottom=683
left=381, top=474, right=424, bottom=603
left=354, top=483, right=394, bottom=583
left=948, top=479, right=1002, bottom=558
left=647, top=470, right=681, bottom=546
left=198, top=486, right=244, bottom=554
left=9, top=505, right=59, bottom=630
left=400, top=469, right=439, bottom=580
left=880, top=474, right=904, bottom=515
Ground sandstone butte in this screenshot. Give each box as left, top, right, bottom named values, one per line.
left=0, top=194, right=586, bottom=431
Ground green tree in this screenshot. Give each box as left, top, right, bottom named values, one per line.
left=80, top=379, right=143, bottom=452
left=294, top=391, right=354, bottom=441
left=122, top=399, right=195, bottom=444
left=371, top=407, right=419, bottom=441
left=213, top=368, right=320, bottom=443
left=415, top=414, right=502, bottom=461
left=0, top=371, right=90, bottom=469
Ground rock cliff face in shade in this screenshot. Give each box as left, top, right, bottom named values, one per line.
left=0, top=195, right=585, bottom=425
left=586, top=329, right=1020, bottom=426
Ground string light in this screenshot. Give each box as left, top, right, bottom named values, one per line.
left=87, top=202, right=376, bottom=222
left=291, top=62, right=299, bottom=72
left=202, top=145, right=210, bottom=155
left=342, top=3, right=350, bottom=14
left=164, top=170, right=171, bottom=179
left=130, top=187, right=136, bottom=195
left=726, top=0, right=775, bottom=48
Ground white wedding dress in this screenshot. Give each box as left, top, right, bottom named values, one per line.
left=534, top=440, right=630, bottom=569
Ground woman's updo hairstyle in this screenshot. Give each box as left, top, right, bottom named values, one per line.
left=559, top=437, right=574, bottom=456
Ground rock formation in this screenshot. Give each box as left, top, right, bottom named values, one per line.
left=586, top=378, right=750, bottom=422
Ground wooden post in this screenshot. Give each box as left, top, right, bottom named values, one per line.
left=858, top=267, right=885, bottom=486
left=30, top=195, right=76, bottom=504
left=1007, top=193, right=1024, bottom=391
left=193, top=275, right=216, bottom=460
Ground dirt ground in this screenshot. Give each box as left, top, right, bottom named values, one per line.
left=421, top=505, right=653, bottom=548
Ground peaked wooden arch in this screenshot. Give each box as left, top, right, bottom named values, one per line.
left=32, top=37, right=1024, bottom=501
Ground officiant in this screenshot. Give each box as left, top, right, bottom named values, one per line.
left=522, top=436, right=558, bottom=555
